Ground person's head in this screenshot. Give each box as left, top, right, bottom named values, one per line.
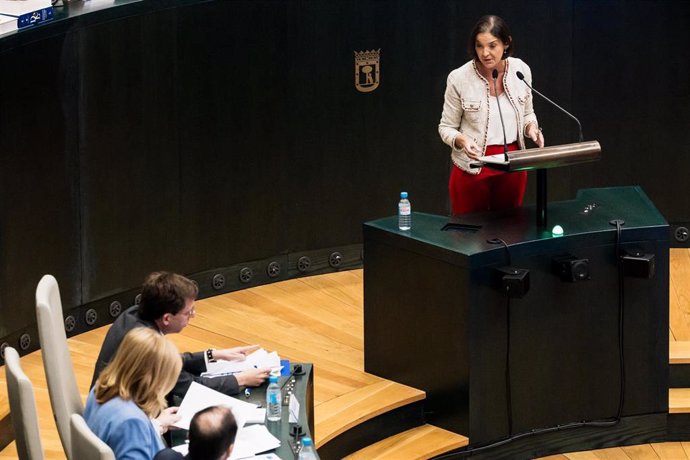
left=468, top=15, right=513, bottom=70
left=138, top=271, right=199, bottom=333
left=188, top=405, right=238, bottom=460
left=94, top=327, right=182, bottom=417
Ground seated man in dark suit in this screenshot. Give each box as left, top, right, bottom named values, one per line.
left=91, top=271, right=270, bottom=401
left=154, top=405, right=238, bottom=460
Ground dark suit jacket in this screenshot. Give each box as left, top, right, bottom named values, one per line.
left=91, top=305, right=240, bottom=401
left=153, top=448, right=186, bottom=460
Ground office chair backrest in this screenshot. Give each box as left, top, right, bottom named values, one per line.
left=36, top=274, right=83, bottom=459
left=4, top=346, right=44, bottom=460
left=69, top=413, right=115, bottom=460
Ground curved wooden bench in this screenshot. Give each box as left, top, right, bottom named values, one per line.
left=670, top=341, right=690, bottom=413
left=315, top=379, right=425, bottom=446
left=344, top=424, right=469, bottom=460
left=670, top=388, right=690, bottom=413
left=670, top=341, right=690, bottom=364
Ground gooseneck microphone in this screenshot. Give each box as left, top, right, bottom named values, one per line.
left=516, top=71, right=583, bottom=142
left=492, top=68, right=510, bottom=162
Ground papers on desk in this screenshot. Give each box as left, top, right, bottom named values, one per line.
left=174, top=382, right=264, bottom=430
left=470, top=154, right=509, bottom=166
left=288, top=393, right=300, bottom=424
left=0, top=14, right=17, bottom=35
left=172, top=442, right=280, bottom=460
left=202, top=348, right=282, bottom=377
left=0, top=0, right=53, bottom=29
left=173, top=382, right=279, bottom=459
left=230, top=425, right=281, bottom=459
left=175, top=349, right=285, bottom=458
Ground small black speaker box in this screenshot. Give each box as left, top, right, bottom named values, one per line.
left=552, top=254, right=590, bottom=282
left=622, top=250, right=655, bottom=279
left=494, top=266, right=530, bottom=298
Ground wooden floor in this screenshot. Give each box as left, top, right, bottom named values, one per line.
left=1, top=248, right=690, bottom=459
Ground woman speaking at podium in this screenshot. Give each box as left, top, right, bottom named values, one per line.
left=438, top=15, right=545, bottom=215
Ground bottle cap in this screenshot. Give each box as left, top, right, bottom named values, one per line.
left=302, top=437, right=313, bottom=446
left=400, top=191, right=408, bottom=199
left=269, top=375, right=278, bottom=383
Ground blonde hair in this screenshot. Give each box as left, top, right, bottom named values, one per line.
left=94, top=327, right=182, bottom=417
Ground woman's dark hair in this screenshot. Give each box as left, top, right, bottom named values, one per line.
left=468, top=15, right=513, bottom=61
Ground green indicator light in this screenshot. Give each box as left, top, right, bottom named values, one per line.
left=552, top=224, right=564, bottom=237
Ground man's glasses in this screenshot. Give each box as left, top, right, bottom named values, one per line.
left=178, top=305, right=196, bottom=318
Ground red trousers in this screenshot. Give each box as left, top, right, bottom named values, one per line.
left=449, top=143, right=527, bottom=215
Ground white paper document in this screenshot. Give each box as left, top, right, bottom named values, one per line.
left=174, top=382, right=258, bottom=430
left=472, top=155, right=509, bottom=166
left=171, top=443, right=188, bottom=455
left=203, top=348, right=282, bottom=376
left=230, top=425, right=281, bottom=460
left=245, top=406, right=268, bottom=425
left=288, top=393, right=300, bottom=424
left=0, top=14, right=17, bottom=35
left=0, top=0, right=51, bottom=16
left=170, top=426, right=281, bottom=460
left=173, top=382, right=281, bottom=458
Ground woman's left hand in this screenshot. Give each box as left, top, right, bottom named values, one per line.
left=526, top=124, right=545, bottom=148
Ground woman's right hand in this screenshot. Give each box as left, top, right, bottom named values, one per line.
left=156, top=407, right=181, bottom=433
left=454, top=133, right=481, bottom=160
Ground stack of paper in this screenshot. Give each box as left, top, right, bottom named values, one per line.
left=172, top=442, right=281, bottom=460
left=173, top=382, right=280, bottom=459
left=0, top=0, right=53, bottom=29
left=470, top=155, right=509, bottom=167
left=0, top=14, right=16, bottom=35
left=228, top=425, right=282, bottom=460
left=203, top=348, right=282, bottom=377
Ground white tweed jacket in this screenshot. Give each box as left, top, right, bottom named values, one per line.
left=438, top=57, right=538, bottom=174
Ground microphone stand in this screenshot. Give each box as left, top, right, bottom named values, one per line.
left=492, top=69, right=510, bottom=162
left=516, top=71, right=585, bottom=227
left=523, top=72, right=549, bottom=227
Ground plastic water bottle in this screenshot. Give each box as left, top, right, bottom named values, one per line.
left=266, top=375, right=282, bottom=421
left=398, top=191, right=411, bottom=231
left=298, top=437, right=318, bottom=460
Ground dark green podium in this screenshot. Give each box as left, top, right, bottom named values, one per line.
left=363, top=187, right=668, bottom=458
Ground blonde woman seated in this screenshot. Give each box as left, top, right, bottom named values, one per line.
left=85, top=327, right=182, bottom=459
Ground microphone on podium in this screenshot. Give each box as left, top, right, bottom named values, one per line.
left=492, top=68, right=510, bottom=162
left=516, top=71, right=584, bottom=142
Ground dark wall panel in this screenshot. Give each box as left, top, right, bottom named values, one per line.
left=176, top=1, right=291, bottom=272
left=571, top=1, right=690, bottom=221
left=79, top=10, right=181, bottom=300
left=280, top=0, right=453, bottom=246
left=0, top=35, right=81, bottom=338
